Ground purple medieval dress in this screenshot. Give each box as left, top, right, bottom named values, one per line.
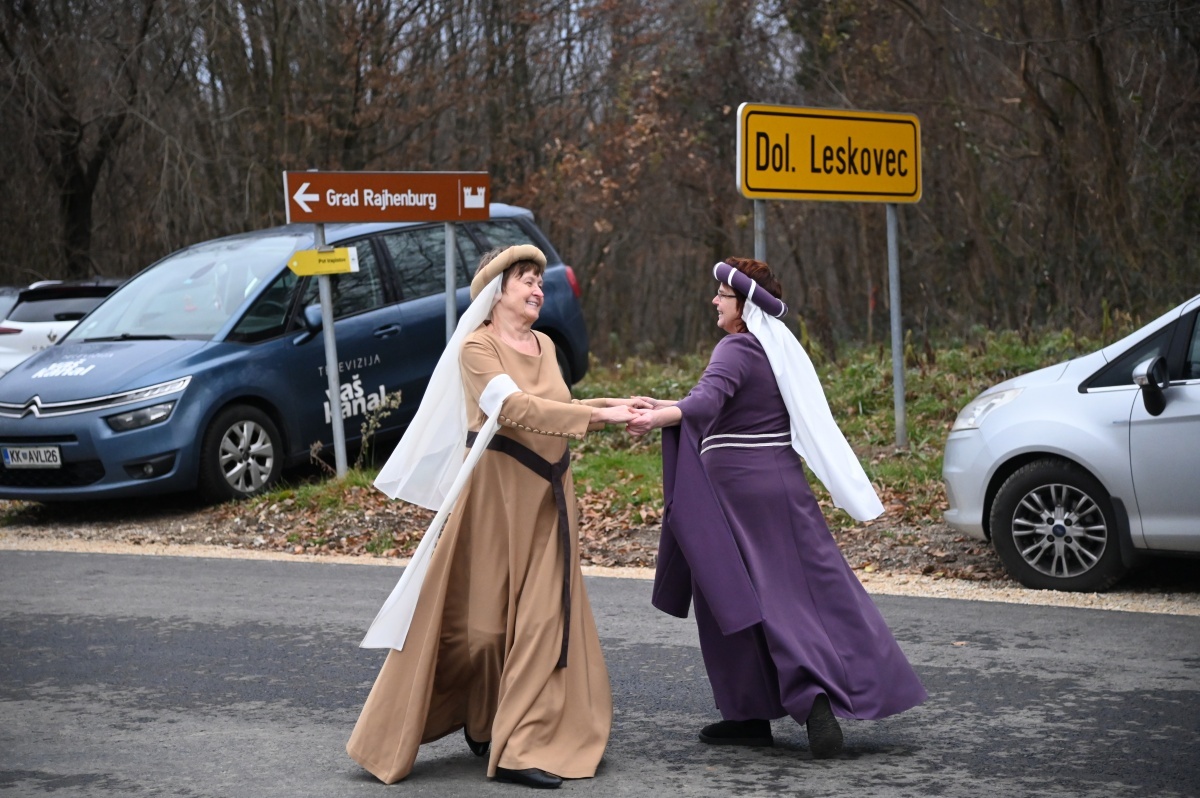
left=652, top=332, right=927, bottom=724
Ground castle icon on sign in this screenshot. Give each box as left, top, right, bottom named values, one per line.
left=463, top=187, right=486, bottom=209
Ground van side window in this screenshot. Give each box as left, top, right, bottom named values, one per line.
left=229, top=269, right=300, bottom=342
left=382, top=226, right=481, bottom=298
left=297, top=239, right=387, bottom=318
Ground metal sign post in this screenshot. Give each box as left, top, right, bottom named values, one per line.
left=313, top=224, right=348, bottom=477
left=886, top=204, right=907, bottom=449
left=444, top=223, right=456, bottom=343
left=287, top=232, right=360, bottom=476
left=736, top=102, right=922, bottom=450
left=754, top=199, right=767, bottom=263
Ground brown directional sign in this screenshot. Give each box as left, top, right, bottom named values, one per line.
left=282, top=171, right=491, bottom=224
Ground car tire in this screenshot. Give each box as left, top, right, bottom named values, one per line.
left=197, top=404, right=282, bottom=503
left=989, top=458, right=1127, bottom=592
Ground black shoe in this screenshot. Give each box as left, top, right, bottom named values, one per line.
left=698, top=718, right=773, bottom=746
left=465, top=728, right=489, bottom=757
left=494, top=767, right=562, bottom=789
left=805, top=694, right=844, bottom=758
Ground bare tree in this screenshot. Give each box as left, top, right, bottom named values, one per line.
left=0, top=0, right=1195, bottom=355
left=0, top=0, right=161, bottom=278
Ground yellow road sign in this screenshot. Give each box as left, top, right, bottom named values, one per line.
left=287, top=247, right=360, bottom=276
left=737, top=104, right=921, bottom=203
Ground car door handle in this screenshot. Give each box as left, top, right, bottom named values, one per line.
left=373, top=324, right=402, bottom=338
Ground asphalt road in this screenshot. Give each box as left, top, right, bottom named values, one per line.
left=1, top=550, right=1198, bottom=798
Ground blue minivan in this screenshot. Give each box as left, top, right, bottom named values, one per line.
left=0, top=205, right=589, bottom=502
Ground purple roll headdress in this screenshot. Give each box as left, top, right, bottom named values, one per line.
left=711, top=260, right=884, bottom=522
left=713, top=261, right=788, bottom=318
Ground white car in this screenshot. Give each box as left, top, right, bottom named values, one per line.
left=0, top=281, right=120, bottom=377
left=942, top=293, right=1200, bottom=591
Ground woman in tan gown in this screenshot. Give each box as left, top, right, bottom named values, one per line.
left=348, top=245, right=640, bottom=789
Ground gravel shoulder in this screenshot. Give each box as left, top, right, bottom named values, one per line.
left=3, top=496, right=1198, bottom=616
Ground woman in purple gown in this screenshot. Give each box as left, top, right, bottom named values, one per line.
left=627, top=257, right=926, bottom=757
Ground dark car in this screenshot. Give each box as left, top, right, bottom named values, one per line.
left=0, top=204, right=589, bottom=502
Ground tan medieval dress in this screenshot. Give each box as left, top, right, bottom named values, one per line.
left=347, top=325, right=612, bottom=783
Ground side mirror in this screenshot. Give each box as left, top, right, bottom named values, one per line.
left=1132, top=355, right=1169, bottom=416
left=292, top=304, right=324, bottom=345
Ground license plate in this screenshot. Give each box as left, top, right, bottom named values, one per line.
left=2, top=446, right=62, bottom=469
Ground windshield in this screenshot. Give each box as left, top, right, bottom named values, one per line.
left=66, top=232, right=308, bottom=342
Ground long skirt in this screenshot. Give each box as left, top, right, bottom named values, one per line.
left=346, top=458, right=611, bottom=783
left=692, top=444, right=927, bottom=723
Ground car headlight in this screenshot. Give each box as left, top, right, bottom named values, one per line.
left=951, top=389, right=1023, bottom=431
left=105, top=401, right=176, bottom=432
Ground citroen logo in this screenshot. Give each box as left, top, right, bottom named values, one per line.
left=0, top=396, right=46, bottom=419
left=47, top=331, right=58, bottom=343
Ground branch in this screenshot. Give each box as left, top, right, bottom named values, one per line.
left=86, top=0, right=159, bottom=184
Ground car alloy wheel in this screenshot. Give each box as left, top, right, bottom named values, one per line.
left=989, top=458, right=1126, bottom=591
left=219, top=419, right=275, bottom=493
left=198, top=404, right=283, bottom=502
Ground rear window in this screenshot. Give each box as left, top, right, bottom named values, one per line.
left=7, top=294, right=108, bottom=323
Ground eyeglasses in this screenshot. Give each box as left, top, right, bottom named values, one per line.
left=715, top=290, right=737, bottom=300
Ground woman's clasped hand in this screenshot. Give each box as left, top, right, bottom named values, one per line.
left=589, top=396, right=652, bottom=428
left=623, top=396, right=678, bottom=438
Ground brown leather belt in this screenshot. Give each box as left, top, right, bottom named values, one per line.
left=467, top=431, right=573, bottom=668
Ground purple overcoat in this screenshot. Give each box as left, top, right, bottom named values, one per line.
left=652, top=333, right=927, bottom=723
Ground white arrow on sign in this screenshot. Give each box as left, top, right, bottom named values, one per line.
left=292, top=182, right=320, bottom=214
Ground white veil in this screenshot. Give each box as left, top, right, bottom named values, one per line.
left=373, top=277, right=502, bottom=508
